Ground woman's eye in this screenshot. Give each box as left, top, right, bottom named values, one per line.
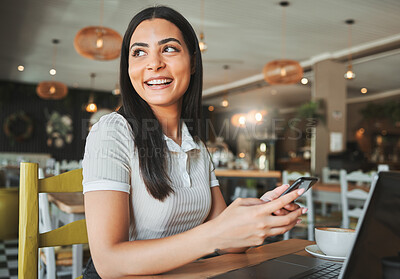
left=132, top=49, right=146, bottom=57
left=164, top=46, right=178, bottom=53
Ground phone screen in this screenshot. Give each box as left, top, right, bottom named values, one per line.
left=279, top=177, right=319, bottom=198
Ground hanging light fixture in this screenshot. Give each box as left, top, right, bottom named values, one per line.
left=221, top=65, right=229, bottom=107
left=86, top=73, right=98, bottom=113
left=74, top=0, right=122, bottom=60
left=198, top=0, right=208, bottom=52
left=36, top=39, right=68, bottom=100
left=344, top=19, right=356, bottom=80
left=263, top=1, right=303, bottom=85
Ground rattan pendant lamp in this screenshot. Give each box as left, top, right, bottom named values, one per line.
left=263, top=1, right=303, bottom=85
left=36, top=39, right=68, bottom=100
left=74, top=0, right=122, bottom=60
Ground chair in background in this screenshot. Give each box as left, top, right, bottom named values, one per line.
left=340, top=169, right=377, bottom=229
left=282, top=171, right=315, bottom=241
left=322, top=167, right=340, bottom=184
left=19, top=162, right=87, bottom=279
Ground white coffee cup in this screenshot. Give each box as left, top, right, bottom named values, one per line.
left=315, top=227, right=356, bottom=257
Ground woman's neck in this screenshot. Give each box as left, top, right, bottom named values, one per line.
left=152, top=105, right=182, bottom=146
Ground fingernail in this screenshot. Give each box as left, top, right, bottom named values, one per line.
left=297, top=219, right=302, bottom=224
left=302, top=208, right=308, bottom=214
left=297, top=188, right=305, bottom=195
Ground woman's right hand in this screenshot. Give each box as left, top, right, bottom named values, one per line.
left=208, top=188, right=306, bottom=250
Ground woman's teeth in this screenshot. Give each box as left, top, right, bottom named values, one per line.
left=146, top=79, right=172, bottom=86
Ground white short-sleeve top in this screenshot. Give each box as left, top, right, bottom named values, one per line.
left=82, top=112, right=219, bottom=241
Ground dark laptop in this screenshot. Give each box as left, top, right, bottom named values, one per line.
left=212, top=171, right=400, bottom=279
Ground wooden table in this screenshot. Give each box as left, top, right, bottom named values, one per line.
left=47, top=192, right=85, bottom=278
left=121, top=239, right=314, bottom=278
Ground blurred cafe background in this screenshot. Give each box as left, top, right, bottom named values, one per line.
left=1, top=0, right=400, bottom=277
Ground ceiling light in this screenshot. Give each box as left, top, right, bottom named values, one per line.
left=344, top=19, right=356, bottom=80
left=221, top=97, right=229, bottom=108
left=255, top=112, right=263, bottom=122
left=74, top=0, right=122, bottom=60
left=36, top=39, right=68, bottom=100
left=238, top=116, right=246, bottom=125
left=301, top=77, right=308, bottom=84
left=17, top=65, right=24, bottom=72
left=361, top=87, right=367, bottom=94
left=263, top=1, right=303, bottom=85
left=344, top=70, right=356, bottom=80
left=85, top=73, right=98, bottom=113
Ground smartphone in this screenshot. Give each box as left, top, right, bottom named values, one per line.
left=279, top=176, right=319, bottom=199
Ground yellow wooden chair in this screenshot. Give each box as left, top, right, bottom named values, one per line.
left=18, top=162, right=87, bottom=279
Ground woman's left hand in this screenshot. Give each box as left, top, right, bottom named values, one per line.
left=260, top=184, right=302, bottom=216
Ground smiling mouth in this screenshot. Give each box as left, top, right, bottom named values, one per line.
left=145, top=78, right=173, bottom=86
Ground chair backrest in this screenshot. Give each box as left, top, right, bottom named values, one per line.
left=340, top=169, right=376, bottom=229
left=18, top=162, right=88, bottom=279
left=322, top=167, right=340, bottom=184
left=282, top=170, right=315, bottom=241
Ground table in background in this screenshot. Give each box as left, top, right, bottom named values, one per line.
left=122, top=239, right=313, bottom=279
left=47, top=192, right=85, bottom=278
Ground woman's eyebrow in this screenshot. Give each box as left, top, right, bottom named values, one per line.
left=158, top=38, right=182, bottom=45
left=130, top=42, right=149, bottom=50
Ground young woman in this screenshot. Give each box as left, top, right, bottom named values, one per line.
left=82, top=6, right=306, bottom=278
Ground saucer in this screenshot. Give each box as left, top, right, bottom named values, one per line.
left=305, top=245, right=346, bottom=262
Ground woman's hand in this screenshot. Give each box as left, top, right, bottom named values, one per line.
left=208, top=189, right=307, bottom=250
left=260, top=184, right=304, bottom=216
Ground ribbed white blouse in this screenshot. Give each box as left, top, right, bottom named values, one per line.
left=82, top=112, right=219, bottom=241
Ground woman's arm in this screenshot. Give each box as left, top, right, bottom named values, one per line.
left=84, top=190, right=216, bottom=278
left=85, top=188, right=305, bottom=278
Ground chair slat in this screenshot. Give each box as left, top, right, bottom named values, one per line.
left=39, top=169, right=83, bottom=193
left=39, top=219, right=88, bottom=247
left=18, top=163, right=39, bottom=279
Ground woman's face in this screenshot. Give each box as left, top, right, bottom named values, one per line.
left=128, top=18, right=192, bottom=111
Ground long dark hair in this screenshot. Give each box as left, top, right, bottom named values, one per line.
left=118, top=6, right=203, bottom=201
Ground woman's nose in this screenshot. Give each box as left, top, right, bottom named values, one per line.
left=146, top=53, right=165, bottom=71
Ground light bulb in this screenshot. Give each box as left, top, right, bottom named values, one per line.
left=280, top=67, right=287, bottom=77
left=49, top=86, right=56, bottom=94
left=239, top=116, right=246, bottom=125
left=344, top=70, right=355, bottom=80
left=199, top=41, right=207, bottom=52
left=96, top=37, right=104, bottom=49
left=221, top=99, right=229, bottom=107
left=301, top=77, right=308, bottom=84
left=86, top=103, right=97, bottom=113
left=49, top=68, right=56, bottom=76
left=208, top=105, right=214, bottom=112
left=18, top=65, right=24, bottom=72
left=361, top=88, right=367, bottom=94
left=255, top=112, right=263, bottom=122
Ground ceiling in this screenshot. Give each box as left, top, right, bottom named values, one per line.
left=1, top=0, right=400, bottom=111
